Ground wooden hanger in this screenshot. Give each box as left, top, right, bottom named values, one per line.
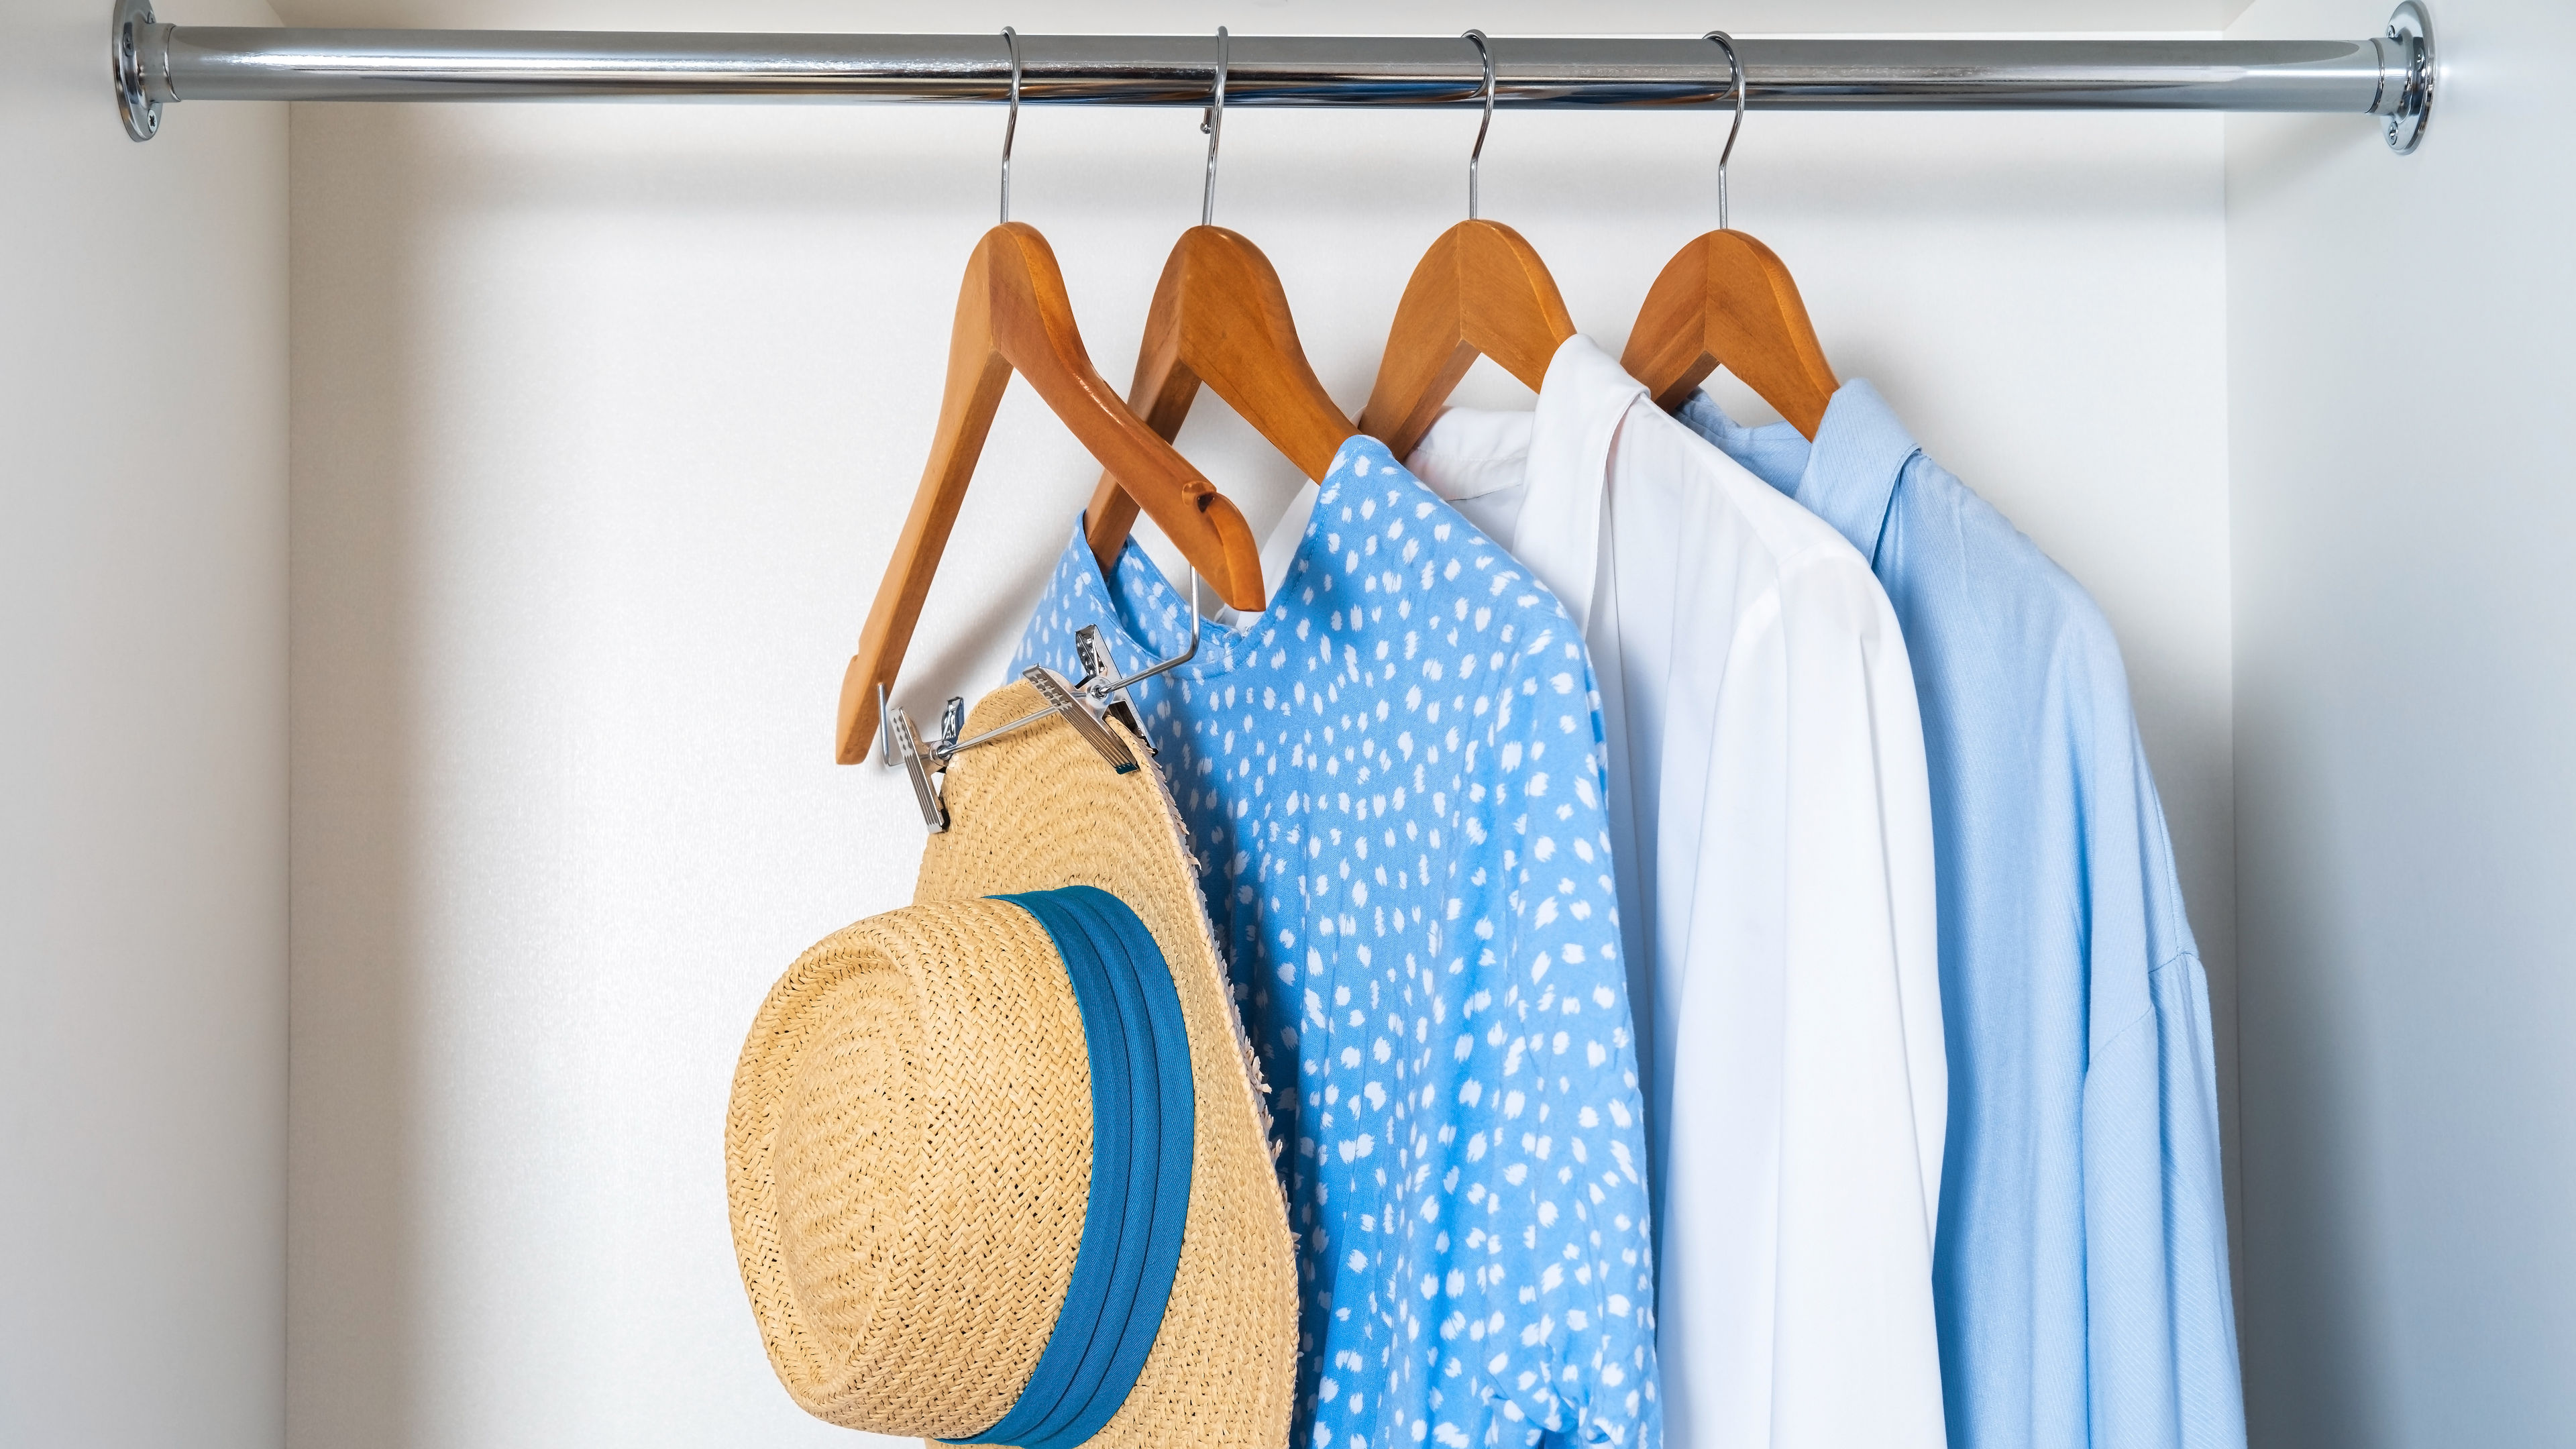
left=1356, top=219, right=1578, bottom=460
left=1622, top=230, right=1837, bottom=437
left=1085, top=31, right=1358, bottom=574
left=1619, top=32, right=1839, bottom=438
left=1356, top=36, right=1576, bottom=460
left=833, top=221, right=1265, bottom=764
left=1081, top=227, right=1356, bottom=573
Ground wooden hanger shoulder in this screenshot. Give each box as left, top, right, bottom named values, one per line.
left=1358, top=219, right=1576, bottom=460
left=1083, top=225, right=1356, bottom=574
left=835, top=222, right=1263, bottom=763
left=1622, top=228, right=1837, bottom=439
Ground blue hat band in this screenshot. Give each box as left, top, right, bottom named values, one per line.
left=944, top=885, right=1196, bottom=1449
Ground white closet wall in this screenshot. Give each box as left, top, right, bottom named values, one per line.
left=0, top=3, right=288, bottom=1448
left=281, top=6, right=2236, bottom=1444
left=2227, top=0, right=2576, bottom=1443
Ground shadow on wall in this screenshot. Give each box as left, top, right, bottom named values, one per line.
left=288, top=103, right=435, bottom=1449
left=353, top=104, right=2229, bottom=229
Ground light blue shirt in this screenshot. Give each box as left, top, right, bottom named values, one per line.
left=1681, top=384, right=2245, bottom=1449
left=1011, top=437, right=1661, bottom=1449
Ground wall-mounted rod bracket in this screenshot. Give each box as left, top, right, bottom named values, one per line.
left=2383, top=1, right=2435, bottom=153
left=112, top=6, right=2438, bottom=154
left=112, top=0, right=166, bottom=142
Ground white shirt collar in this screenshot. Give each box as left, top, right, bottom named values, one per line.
left=1405, top=334, right=1648, bottom=632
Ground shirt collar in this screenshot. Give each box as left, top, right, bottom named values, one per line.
left=1403, top=334, right=1643, bottom=632
left=1515, top=336, right=1647, bottom=631
left=1679, top=378, right=1922, bottom=564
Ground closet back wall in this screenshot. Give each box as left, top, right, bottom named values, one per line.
left=286, top=19, right=2237, bottom=1444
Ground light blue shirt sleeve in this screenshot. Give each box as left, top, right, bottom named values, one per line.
left=2071, top=662, right=2243, bottom=1449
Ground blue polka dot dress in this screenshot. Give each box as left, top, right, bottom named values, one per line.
left=1010, top=438, right=1660, bottom=1449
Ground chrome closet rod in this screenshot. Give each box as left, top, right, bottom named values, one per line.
left=129, top=30, right=2410, bottom=109
left=110, top=5, right=2438, bottom=151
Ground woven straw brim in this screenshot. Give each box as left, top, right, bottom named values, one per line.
left=727, top=682, right=1295, bottom=1447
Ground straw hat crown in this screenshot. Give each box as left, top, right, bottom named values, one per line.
left=727, top=682, right=1295, bottom=1446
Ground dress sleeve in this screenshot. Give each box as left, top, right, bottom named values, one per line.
left=1440, top=601, right=1660, bottom=1448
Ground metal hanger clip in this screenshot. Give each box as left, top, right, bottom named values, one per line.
left=875, top=572, right=1205, bottom=832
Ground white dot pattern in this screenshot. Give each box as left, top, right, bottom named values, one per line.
left=1010, top=439, right=1660, bottom=1449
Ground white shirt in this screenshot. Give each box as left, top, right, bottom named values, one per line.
left=1404, top=337, right=1949, bottom=1449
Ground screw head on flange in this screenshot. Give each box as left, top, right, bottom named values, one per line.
left=113, top=0, right=161, bottom=142
left=2384, top=0, right=2434, bottom=154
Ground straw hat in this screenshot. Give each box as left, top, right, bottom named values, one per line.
left=726, top=680, right=1296, bottom=1447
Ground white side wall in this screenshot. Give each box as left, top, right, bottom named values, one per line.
left=283, top=15, right=2238, bottom=1444
left=2226, top=1, right=2576, bottom=1444
left=0, top=4, right=288, bottom=1448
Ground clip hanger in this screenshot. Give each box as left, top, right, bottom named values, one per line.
left=877, top=572, right=1205, bottom=831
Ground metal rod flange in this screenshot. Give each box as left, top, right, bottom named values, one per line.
left=2383, top=1, right=2435, bottom=153
left=112, top=0, right=165, bottom=141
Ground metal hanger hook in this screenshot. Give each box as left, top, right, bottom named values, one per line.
left=1704, top=30, right=1744, bottom=231
left=1201, top=27, right=1229, bottom=227
left=1088, top=566, right=1203, bottom=697
left=1464, top=30, right=1495, bottom=219
left=998, top=26, right=1023, bottom=224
